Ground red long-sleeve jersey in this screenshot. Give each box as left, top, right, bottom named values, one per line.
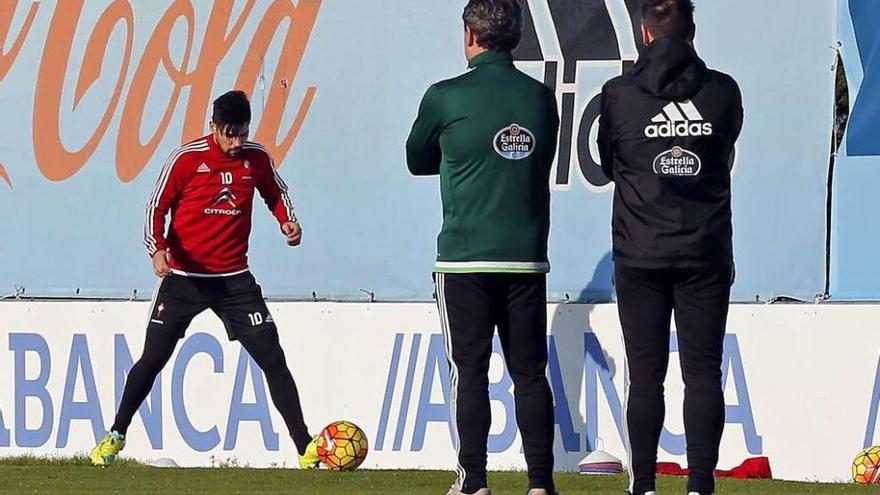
left=144, top=134, right=296, bottom=275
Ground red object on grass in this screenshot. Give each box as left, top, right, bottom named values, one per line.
left=656, top=457, right=772, bottom=479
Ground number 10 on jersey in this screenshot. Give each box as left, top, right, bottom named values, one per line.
left=248, top=312, right=263, bottom=326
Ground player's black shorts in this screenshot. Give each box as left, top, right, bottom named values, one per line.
left=147, top=271, right=276, bottom=340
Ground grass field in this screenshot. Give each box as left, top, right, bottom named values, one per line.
left=0, top=457, right=878, bottom=494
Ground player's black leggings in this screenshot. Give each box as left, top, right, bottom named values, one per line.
left=112, top=326, right=313, bottom=453
left=111, top=274, right=312, bottom=454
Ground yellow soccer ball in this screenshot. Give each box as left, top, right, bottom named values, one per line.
left=853, top=446, right=880, bottom=484
left=317, top=420, right=369, bottom=471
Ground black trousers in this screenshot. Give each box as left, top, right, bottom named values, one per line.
left=434, top=272, right=555, bottom=494
left=112, top=272, right=313, bottom=453
left=615, top=264, right=732, bottom=495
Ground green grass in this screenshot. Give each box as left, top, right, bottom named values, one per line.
left=0, top=457, right=878, bottom=494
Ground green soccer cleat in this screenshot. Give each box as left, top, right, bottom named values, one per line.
left=299, top=435, right=321, bottom=469
left=90, top=431, right=125, bottom=466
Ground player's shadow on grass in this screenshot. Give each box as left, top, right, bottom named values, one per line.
left=549, top=251, right=616, bottom=472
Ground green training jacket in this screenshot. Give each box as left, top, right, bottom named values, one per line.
left=406, top=50, right=560, bottom=274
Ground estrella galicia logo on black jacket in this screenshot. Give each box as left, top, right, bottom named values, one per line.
left=653, top=146, right=701, bottom=176
left=494, top=124, right=536, bottom=160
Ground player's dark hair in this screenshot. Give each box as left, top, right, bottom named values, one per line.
left=212, top=90, right=251, bottom=132
left=462, top=0, right=522, bottom=52
left=642, top=0, right=695, bottom=41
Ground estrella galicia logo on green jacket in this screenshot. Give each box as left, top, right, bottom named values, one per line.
left=653, top=146, right=701, bottom=176
left=493, top=124, right=536, bottom=160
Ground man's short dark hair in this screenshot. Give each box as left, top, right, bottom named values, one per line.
left=462, top=0, right=522, bottom=52
left=642, top=0, right=695, bottom=41
left=212, top=90, right=251, bottom=131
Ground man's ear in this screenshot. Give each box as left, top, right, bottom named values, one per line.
left=465, top=26, right=477, bottom=47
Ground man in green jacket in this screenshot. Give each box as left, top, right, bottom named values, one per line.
left=406, top=1, right=560, bottom=494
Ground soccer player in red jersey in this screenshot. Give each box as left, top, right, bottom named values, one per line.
left=91, top=90, right=320, bottom=469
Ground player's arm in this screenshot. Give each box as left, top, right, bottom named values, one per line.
left=724, top=80, right=744, bottom=171
left=406, top=85, right=444, bottom=176
left=144, top=153, right=188, bottom=277
left=255, top=151, right=301, bottom=247
left=597, top=83, right=616, bottom=181
left=731, top=82, right=744, bottom=142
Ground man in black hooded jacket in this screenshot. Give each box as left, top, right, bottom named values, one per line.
left=597, top=1, right=743, bottom=495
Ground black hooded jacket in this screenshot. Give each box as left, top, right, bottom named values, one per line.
left=598, top=37, right=743, bottom=269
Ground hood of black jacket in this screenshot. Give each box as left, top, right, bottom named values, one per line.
left=628, top=37, right=709, bottom=100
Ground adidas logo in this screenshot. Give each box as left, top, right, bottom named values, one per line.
left=644, top=101, right=713, bottom=138
left=196, top=163, right=211, bottom=173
